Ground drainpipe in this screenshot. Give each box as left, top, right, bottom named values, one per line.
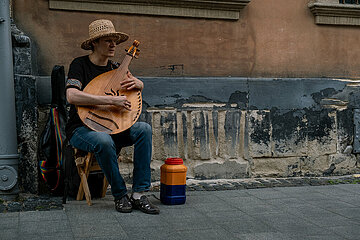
left=0, top=0, right=19, bottom=197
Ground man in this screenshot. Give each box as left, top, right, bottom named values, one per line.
left=65, top=19, right=159, bottom=214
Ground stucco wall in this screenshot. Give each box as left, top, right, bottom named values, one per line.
left=12, top=0, right=360, bottom=78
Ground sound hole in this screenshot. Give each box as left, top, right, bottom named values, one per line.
left=105, top=88, right=121, bottom=96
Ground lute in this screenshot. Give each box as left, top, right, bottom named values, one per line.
left=77, top=40, right=142, bottom=134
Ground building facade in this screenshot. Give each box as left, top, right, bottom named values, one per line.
left=10, top=0, right=360, bottom=192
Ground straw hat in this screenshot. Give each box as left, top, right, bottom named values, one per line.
left=81, top=19, right=129, bottom=50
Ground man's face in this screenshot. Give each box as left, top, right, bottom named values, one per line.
left=93, top=36, right=118, bottom=57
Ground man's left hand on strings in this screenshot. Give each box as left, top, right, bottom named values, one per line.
left=121, top=71, right=144, bottom=90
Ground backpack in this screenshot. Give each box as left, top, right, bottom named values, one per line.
left=38, top=65, right=68, bottom=195
left=62, top=140, right=81, bottom=202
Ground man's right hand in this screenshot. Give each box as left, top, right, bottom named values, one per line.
left=111, top=95, right=131, bottom=111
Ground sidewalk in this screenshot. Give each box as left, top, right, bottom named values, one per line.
left=1, top=183, right=360, bottom=240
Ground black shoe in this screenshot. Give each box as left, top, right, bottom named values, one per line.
left=115, top=195, right=132, bottom=213
left=130, top=195, right=160, bottom=214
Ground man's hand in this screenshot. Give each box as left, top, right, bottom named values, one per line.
left=121, top=71, right=144, bottom=90
left=111, top=95, right=132, bottom=111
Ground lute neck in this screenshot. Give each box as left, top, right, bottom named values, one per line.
left=118, top=54, right=134, bottom=70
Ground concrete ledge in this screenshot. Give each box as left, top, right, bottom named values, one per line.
left=309, top=0, right=360, bottom=26
left=49, top=0, right=251, bottom=20
left=37, top=77, right=355, bottom=110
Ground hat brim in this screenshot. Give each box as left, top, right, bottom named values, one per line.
left=81, top=32, right=129, bottom=50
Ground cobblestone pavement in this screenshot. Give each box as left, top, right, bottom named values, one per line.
left=1, top=175, right=359, bottom=212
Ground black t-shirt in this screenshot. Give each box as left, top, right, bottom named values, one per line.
left=65, top=55, right=119, bottom=139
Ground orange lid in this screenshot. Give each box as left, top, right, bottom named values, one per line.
left=165, top=158, right=183, bottom=165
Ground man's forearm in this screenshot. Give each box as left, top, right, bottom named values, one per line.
left=66, top=88, right=113, bottom=106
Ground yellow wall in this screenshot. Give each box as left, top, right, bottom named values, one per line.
left=13, top=0, right=360, bottom=78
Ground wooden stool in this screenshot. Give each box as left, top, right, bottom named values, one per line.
left=74, top=149, right=109, bottom=206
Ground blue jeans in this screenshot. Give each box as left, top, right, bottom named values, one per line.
left=69, top=122, right=152, bottom=200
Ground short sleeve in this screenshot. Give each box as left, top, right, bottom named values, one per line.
left=66, top=58, right=84, bottom=91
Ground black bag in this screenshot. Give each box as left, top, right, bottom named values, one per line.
left=62, top=141, right=80, bottom=201
left=38, top=65, right=68, bottom=195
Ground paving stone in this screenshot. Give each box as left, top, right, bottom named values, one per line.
left=124, top=226, right=182, bottom=240
left=224, top=196, right=266, bottom=207
left=18, top=232, right=74, bottom=240
left=219, top=219, right=278, bottom=234
left=116, top=212, right=169, bottom=228
left=192, top=201, right=239, bottom=213
left=202, top=209, right=250, bottom=223
left=234, top=232, right=292, bottom=240
left=213, top=189, right=251, bottom=199
left=186, top=193, right=222, bottom=204
left=20, top=209, right=67, bottom=222
left=70, top=220, right=127, bottom=239
left=306, top=199, right=357, bottom=210
left=0, top=215, right=19, bottom=229
left=329, top=207, right=360, bottom=219
left=160, top=207, right=205, bottom=220
left=306, top=214, right=360, bottom=227
left=327, top=225, right=360, bottom=239
left=19, top=220, right=71, bottom=235
left=0, top=228, right=19, bottom=240
left=246, top=188, right=289, bottom=200
left=290, top=235, right=346, bottom=240
left=176, top=228, right=237, bottom=240
left=269, top=221, right=325, bottom=235
left=237, top=204, right=281, bottom=215
left=169, top=217, right=222, bottom=231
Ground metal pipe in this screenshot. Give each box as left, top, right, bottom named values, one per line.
left=0, top=0, right=19, bottom=195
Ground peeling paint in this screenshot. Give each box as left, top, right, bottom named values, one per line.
left=249, top=110, right=271, bottom=145
left=192, top=111, right=210, bottom=160
left=224, top=110, right=241, bottom=158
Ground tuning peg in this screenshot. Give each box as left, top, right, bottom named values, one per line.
left=134, top=50, right=140, bottom=59
left=133, top=40, right=140, bottom=47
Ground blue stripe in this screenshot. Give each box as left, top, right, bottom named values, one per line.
left=160, top=183, right=186, bottom=205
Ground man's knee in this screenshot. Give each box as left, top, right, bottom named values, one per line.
left=137, top=122, right=152, bottom=139
left=93, top=132, right=115, bottom=152
left=139, top=122, right=152, bottom=134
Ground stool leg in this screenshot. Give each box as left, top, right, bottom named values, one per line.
left=76, top=153, right=93, bottom=205
left=77, top=167, right=92, bottom=206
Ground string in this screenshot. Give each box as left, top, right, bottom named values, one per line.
left=103, top=46, right=137, bottom=92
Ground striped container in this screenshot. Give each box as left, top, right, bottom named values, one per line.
left=160, top=158, right=187, bottom=205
